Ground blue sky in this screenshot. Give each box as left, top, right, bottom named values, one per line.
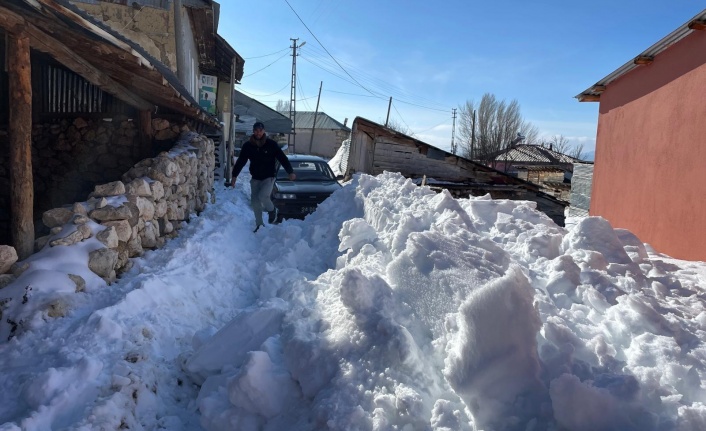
left=218, top=1, right=704, bottom=155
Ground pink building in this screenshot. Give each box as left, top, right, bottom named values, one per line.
left=577, top=10, right=706, bottom=262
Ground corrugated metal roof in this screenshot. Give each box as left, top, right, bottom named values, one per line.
left=577, top=8, right=706, bottom=101
left=490, top=144, right=582, bottom=164
left=289, top=111, right=350, bottom=131
left=31, top=0, right=218, bottom=125
left=233, top=89, right=292, bottom=134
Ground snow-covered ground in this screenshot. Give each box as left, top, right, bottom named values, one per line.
left=1, top=169, right=705, bottom=431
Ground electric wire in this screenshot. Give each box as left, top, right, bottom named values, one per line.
left=303, top=44, right=450, bottom=111
left=242, top=51, right=290, bottom=78
left=243, top=47, right=290, bottom=60
left=283, top=0, right=378, bottom=97
left=238, top=82, right=291, bottom=98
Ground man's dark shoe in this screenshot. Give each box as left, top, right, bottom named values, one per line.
left=268, top=208, right=278, bottom=224
left=253, top=224, right=263, bottom=233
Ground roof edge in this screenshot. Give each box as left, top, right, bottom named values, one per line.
left=576, top=8, right=706, bottom=101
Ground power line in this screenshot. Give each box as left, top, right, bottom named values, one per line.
left=238, top=82, right=291, bottom=98
left=242, top=51, right=290, bottom=78
left=392, top=102, right=413, bottom=132
left=283, top=0, right=378, bottom=97
left=303, top=44, right=449, bottom=111
left=243, top=47, right=290, bottom=60
left=301, top=51, right=449, bottom=112
left=325, top=89, right=380, bottom=98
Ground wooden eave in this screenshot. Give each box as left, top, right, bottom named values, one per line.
left=187, top=6, right=216, bottom=70
left=4, top=0, right=218, bottom=126
left=578, top=94, right=600, bottom=102
left=688, top=20, right=706, bottom=30
left=634, top=55, right=654, bottom=65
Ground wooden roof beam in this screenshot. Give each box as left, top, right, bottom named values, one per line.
left=634, top=55, right=654, bottom=65
left=578, top=94, right=600, bottom=102
left=688, top=20, right=706, bottom=31
left=0, top=5, right=154, bottom=111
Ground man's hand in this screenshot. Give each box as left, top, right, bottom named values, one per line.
left=230, top=178, right=237, bottom=188
left=288, top=173, right=296, bottom=181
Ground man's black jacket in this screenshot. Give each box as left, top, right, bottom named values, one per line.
left=232, top=137, right=294, bottom=180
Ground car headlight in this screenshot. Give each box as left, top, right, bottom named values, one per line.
left=274, top=193, right=297, bottom=199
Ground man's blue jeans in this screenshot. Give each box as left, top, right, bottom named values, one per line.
left=250, top=177, right=276, bottom=227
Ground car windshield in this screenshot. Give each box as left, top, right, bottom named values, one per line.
left=277, top=160, right=336, bottom=181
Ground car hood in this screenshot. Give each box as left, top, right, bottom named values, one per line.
left=275, top=180, right=341, bottom=194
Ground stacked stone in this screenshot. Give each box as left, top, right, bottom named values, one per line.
left=0, top=131, right=215, bottom=288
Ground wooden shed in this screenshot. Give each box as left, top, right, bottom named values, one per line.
left=344, top=117, right=568, bottom=225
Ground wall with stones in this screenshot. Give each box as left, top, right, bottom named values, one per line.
left=0, top=131, right=214, bottom=291
left=0, top=117, right=189, bottom=245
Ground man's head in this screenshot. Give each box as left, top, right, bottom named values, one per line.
left=252, top=122, right=265, bottom=138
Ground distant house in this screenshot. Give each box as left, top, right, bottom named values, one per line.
left=485, top=144, right=586, bottom=202
left=577, top=8, right=706, bottom=261
left=231, top=88, right=291, bottom=150
left=288, top=112, right=351, bottom=158
left=343, top=117, right=568, bottom=225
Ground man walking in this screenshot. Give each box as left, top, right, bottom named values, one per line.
left=231, top=122, right=295, bottom=232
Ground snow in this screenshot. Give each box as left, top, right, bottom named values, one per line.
left=1, top=169, right=706, bottom=430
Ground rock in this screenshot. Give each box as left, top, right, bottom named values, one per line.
left=78, top=223, right=93, bottom=240
left=152, top=118, right=170, bottom=131
left=35, top=235, right=51, bottom=252
left=42, top=207, right=73, bottom=228
left=73, top=118, right=88, bottom=129
left=126, top=178, right=152, bottom=197
left=68, top=274, right=86, bottom=293
left=50, top=227, right=63, bottom=235
left=11, top=261, right=29, bottom=277
left=0, top=274, right=16, bottom=289
left=47, top=299, right=69, bottom=318
left=150, top=181, right=165, bottom=201
left=91, top=181, right=126, bottom=198
left=89, top=205, right=133, bottom=222
left=50, top=228, right=86, bottom=247
left=88, top=248, right=119, bottom=278
left=0, top=245, right=18, bottom=274
left=73, top=215, right=90, bottom=225
left=96, top=226, right=119, bottom=248
left=102, top=220, right=131, bottom=243
left=72, top=202, right=88, bottom=216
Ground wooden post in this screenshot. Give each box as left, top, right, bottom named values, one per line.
left=8, top=32, right=34, bottom=259
left=139, top=110, right=153, bottom=159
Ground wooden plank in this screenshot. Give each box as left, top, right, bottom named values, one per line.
left=0, top=5, right=153, bottom=111
left=8, top=31, right=34, bottom=259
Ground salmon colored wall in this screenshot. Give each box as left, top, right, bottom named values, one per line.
left=591, top=31, right=706, bottom=261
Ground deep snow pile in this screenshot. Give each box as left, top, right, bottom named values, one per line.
left=1, top=171, right=705, bottom=431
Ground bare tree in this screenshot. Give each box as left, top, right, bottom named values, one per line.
left=458, top=93, right=537, bottom=162
left=547, top=135, right=570, bottom=154
left=275, top=99, right=291, bottom=114
left=385, top=117, right=415, bottom=137
left=569, top=143, right=585, bottom=160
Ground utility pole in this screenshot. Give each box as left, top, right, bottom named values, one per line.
left=470, top=109, right=476, bottom=160
left=450, top=108, right=457, bottom=155
left=288, top=38, right=305, bottom=153
left=385, top=97, right=392, bottom=127
left=309, top=81, right=322, bottom=154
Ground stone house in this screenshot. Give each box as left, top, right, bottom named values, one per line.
left=576, top=8, right=706, bottom=261
left=0, top=0, right=241, bottom=270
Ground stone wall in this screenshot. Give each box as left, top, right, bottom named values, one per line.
left=0, top=117, right=188, bottom=245
left=46, top=131, right=213, bottom=281
left=0, top=131, right=214, bottom=289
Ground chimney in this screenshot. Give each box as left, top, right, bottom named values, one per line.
left=343, top=118, right=348, bottom=127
